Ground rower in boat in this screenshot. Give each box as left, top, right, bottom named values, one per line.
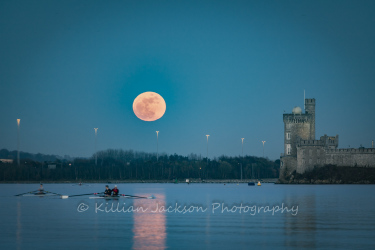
left=104, top=185, right=112, bottom=197
left=38, top=184, right=45, bottom=194
left=112, top=185, right=119, bottom=196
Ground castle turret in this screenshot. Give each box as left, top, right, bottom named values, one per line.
left=305, top=98, right=315, bottom=140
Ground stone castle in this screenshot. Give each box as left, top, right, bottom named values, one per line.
left=279, top=98, right=375, bottom=180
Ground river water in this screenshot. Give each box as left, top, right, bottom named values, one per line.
left=1, top=183, right=374, bottom=249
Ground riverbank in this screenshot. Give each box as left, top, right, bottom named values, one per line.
left=278, top=165, right=375, bottom=184
left=0, top=178, right=278, bottom=184
left=276, top=179, right=375, bottom=184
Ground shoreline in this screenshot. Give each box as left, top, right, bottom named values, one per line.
left=276, top=179, right=375, bottom=184
left=0, top=178, right=278, bottom=184
left=2, top=178, right=374, bottom=184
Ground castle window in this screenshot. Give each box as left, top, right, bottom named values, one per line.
left=286, top=133, right=290, bottom=140
left=287, top=144, right=291, bottom=155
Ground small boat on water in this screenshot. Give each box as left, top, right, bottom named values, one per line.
left=88, top=195, right=155, bottom=199
left=17, top=188, right=155, bottom=199
left=248, top=181, right=261, bottom=186
left=89, top=195, right=122, bottom=199
left=15, top=184, right=62, bottom=197
left=21, top=192, right=59, bottom=197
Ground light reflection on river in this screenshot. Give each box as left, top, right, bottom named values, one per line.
left=16, top=201, right=21, bottom=250
left=132, top=193, right=166, bottom=250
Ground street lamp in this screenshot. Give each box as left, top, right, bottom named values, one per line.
left=241, top=138, right=244, bottom=181
left=206, top=135, right=210, bottom=164
left=262, top=141, right=266, bottom=158
left=94, top=128, right=98, bottom=165
left=156, top=131, right=159, bottom=161
left=17, top=119, right=20, bottom=166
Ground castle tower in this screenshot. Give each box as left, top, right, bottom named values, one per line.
left=305, top=98, right=315, bottom=140
left=283, top=98, right=315, bottom=157
left=280, top=98, right=316, bottom=179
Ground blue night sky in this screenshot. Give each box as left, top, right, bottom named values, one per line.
left=1, top=0, right=374, bottom=160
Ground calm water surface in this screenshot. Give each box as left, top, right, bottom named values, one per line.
left=1, top=183, right=374, bottom=249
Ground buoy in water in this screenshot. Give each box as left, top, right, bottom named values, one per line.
left=257, top=181, right=261, bottom=186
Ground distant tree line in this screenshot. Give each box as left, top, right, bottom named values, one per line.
left=0, top=149, right=62, bottom=162
left=0, top=148, right=280, bottom=182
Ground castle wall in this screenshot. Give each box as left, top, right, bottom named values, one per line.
left=280, top=156, right=297, bottom=179
left=297, top=147, right=375, bottom=174
left=297, top=144, right=325, bottom=173
left=325, top=148, right=375, bottom=167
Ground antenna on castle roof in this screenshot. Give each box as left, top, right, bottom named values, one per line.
left=304, top=90, right=305, bottom=110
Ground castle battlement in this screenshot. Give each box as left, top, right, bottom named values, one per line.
left=298, top=140, right=324, bottom=146
left=283, top=114, right=311, bottom=124
left=325, top=148, right=375, bottom=154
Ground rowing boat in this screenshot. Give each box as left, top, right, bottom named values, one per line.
left=22, top=193, right=57, bottom=197
left=88, top=195, right=155, bottom=199
left=89, top=195, right=122, bottom=199
left=60, top=193, right=155, bottom=199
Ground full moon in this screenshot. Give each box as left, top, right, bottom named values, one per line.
left=133, top=92, right=166, bottom=121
